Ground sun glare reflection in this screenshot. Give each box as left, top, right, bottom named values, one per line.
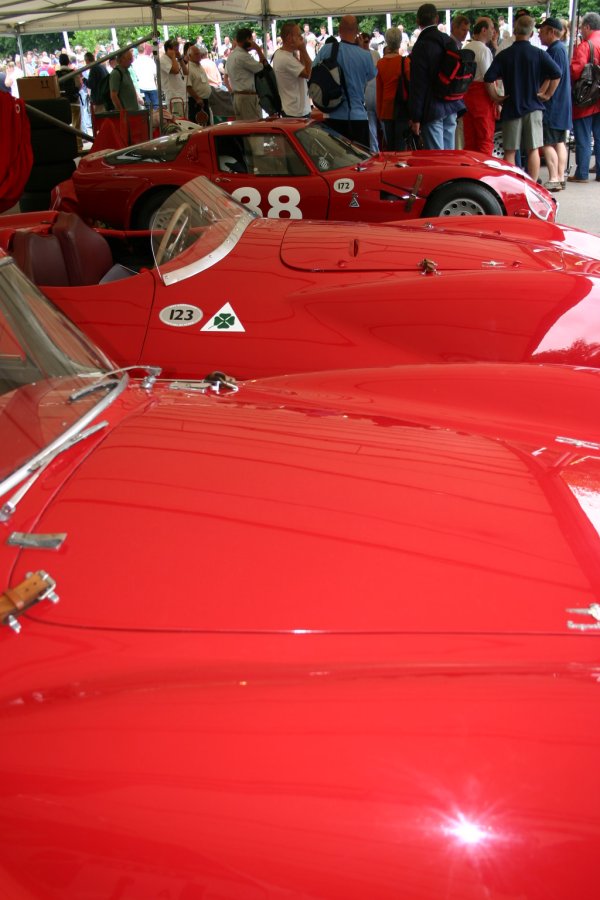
left=443, top=813, right=495, bottom=847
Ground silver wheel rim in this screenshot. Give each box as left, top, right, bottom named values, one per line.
left=438, top=197, right=488, bottom=216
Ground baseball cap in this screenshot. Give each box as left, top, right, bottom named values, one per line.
left=537, top=17, right=563, bottom=30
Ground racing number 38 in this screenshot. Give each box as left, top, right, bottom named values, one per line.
left=231, top=186, right=303, bottom=219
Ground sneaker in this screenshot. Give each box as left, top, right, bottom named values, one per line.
left=544, top=181, right=563, bottom=192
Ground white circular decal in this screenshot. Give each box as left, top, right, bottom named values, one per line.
left=333, top=178, right=355, bottom=194
left=159, top=304, right=203, bottom=327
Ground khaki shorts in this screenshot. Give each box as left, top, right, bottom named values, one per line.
left=502, top=110, right=543, bottom=152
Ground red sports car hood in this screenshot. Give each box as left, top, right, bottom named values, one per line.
left=19, top=364, right=600, bottom=636
left=279, top=219, right=576, bottom=273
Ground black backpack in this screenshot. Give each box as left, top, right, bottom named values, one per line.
left=98, top=67, right=121, bottom=111
left=393, top=56, right=411, bottom=117
left=572, top=40, right=600, bottom=108
left=433, top=44, right=476, bottom=102
left=308, top=39, right=348, bottom=112
left=254, top=64, right=282, bottom=116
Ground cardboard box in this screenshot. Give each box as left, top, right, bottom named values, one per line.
left=18, top=75, right=60, bottom=101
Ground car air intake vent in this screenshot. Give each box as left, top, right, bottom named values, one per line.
left=380, top=190, right=407, bottom=202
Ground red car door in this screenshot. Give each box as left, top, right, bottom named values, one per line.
left=322, top=157, right=400, bottom=223
left=209, top=130, right=329, bottom=219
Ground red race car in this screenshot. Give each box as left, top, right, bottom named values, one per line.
left=1, top=255, right=600, bottom=899
left=3, top=178, right=600, bottom=381
left=52, top=118, right=556, bottom=228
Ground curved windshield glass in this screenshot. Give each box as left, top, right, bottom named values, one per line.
left=0, top=258, right=113, bottom=488
left=295, top=122, right=372, bottom=171
left=151, top=176, right=256, bottom=286
left=105, top=132, right=190, bottom=166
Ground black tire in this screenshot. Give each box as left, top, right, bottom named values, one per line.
left=25, top=160, right=76, bottom=193
left=25, top=98, right=72, bottom=130
left=30, top=129, right=78, bottom=164
left=132, top=187, right=178, bottom=229
left=424, top=182, right=504, bottom=217
left=19, top=191, right=52, bottom=212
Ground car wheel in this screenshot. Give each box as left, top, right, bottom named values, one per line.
left=424, top=182, right=504, bottom=217
left=132, top=188, right=178, bottom=230
left=493, top=127, right=504, bottom=159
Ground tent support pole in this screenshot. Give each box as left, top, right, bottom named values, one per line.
left=261, top=1, right=269, bottom=57
left=15, top=26, right=25, bottom=68
left=152, top=0, right=164, bottom=133
left=569, top=0, right=579, bottom=59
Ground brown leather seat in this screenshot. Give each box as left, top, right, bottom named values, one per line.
left=51, top=212, right=114, bottom=286
left=11, top=230, right=70, bottom=286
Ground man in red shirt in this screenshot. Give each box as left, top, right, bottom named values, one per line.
left=569, top=12, right=600, bottom=182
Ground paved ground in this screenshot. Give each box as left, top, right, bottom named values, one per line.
left=548, top=170, right=600, bottom=235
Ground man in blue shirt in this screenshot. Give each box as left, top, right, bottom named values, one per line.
left=485, top=15, right=561, bottom=182
left=538, top=16, right=572, bottom=190
left=313, top=15, right=377, bottom=148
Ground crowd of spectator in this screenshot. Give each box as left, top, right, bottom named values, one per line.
left=1, top=7, right=598, bottom=187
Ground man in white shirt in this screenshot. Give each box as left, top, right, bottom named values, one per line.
left=186, top=44, right=211, bottom=123
left=160, top=39, right=188, bottom=114
left=272, top=22, right=312, bottom=117
left=462, top=18, right=497, bottom=155
left=225, top=27, right=268, bottom=120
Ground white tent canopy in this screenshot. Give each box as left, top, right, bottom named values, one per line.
left=0, top=0, right=504, bottom=36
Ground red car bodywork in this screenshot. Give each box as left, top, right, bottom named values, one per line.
left=2, top=176, right=600, bottom=381
left=2, top=293, right=600, bottom=899
left=52, top=119, right=556, bottom=227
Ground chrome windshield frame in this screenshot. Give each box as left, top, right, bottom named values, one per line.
left=0, top=254, right=123, bottom=499
left=0, top=373, right=128, bottom=502
left=160, top=214, right=252, bottom=286
left=151, top=176, right=257, bottom=287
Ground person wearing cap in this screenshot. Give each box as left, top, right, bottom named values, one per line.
left=484, top=15, right=561, bottom=182
left=538, top=17, right=572, bottom=190
left=569, top=12, right=600, bottom=183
